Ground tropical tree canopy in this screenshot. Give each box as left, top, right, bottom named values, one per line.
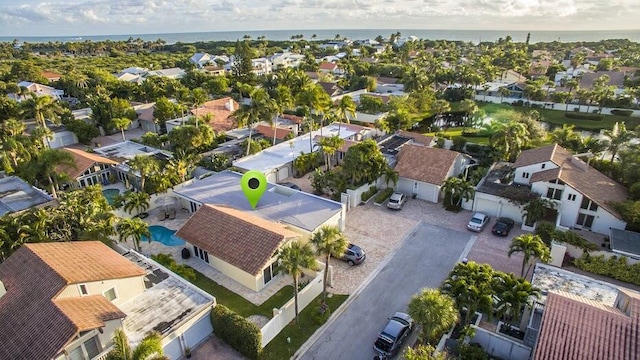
left=310, top=225, right=348, bottom=302
left=508, top=234, right=551, bottom=278
left=278, top=241, right=319, bottom=324
left=408, top=288, right=459, bottom=344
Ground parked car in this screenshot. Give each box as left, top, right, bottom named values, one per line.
left=386, top=192, right=407, bottom=210
left=467, top=212, right=490, bottom=232
left=278, top=182, right=301, bottom=191
left=492, top=217, right=515, bottom=237
left=340, top=243, right=366, bottom=266
left=373, top=312, right=414, bottom=357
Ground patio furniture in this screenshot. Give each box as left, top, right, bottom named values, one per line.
left=158, top=210, right=169, bottom=221
left=168, top=208, right=176, bottom=220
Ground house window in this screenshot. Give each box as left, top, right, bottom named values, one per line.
left=522, top=172, right=530, bottom=179
left=263, top=262, right=279, bottom=285
left=103, top=287, right=117, bottom=301
left=546, top=188, right=562, bottom=200
left=84, top=336, right=100, bottom=358
left=79, top=284, right=88, bottom=296
left=568, top=194, right=577, bottom=201
left=541, top=164, right=546, bottom=169
left=67, top=346, right=84, bottom=360
left=580, top=198, right=598, bottom=211
left=193, top=245, right=209, bottom=263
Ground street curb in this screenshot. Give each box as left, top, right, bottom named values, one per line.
left=457, top=235, right=478, bottom=263
left=292, top=221, right=423, bottom=359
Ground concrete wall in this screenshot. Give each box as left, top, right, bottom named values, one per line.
left=57, top=276, right=146, bottom=306
left=556, top=242, right=640, bottom=265
left=471, top=326, right=532, bottom=360
left=344, top=181, right=377, bottom=209
left=475, top=95, right=640, bottom=117
left=473, top=192, right=524, bottom=221
left=195, top=249, right=263, bottom=292
left=261, top=264, right=324, bottom=347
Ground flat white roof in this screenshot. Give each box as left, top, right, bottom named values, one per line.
left=531, top=264, right=619, bottom=306
left=120, top=251, right=214, bottom=346
left=172, top=170, right=343, bottom=232
left=233, top=122, right=362, bottom=173
left=95, top=140, right=171, bottom=160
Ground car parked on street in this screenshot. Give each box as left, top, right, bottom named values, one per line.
left=467, top=212, right=490, bottom=232
left=386, top=192, right=407, bottom=210
left=373, top=312, right=414, bottom=357
left=492, top=217, right=515, bottom=237
left=340, top=243, right=366, bottom=266
left=278, top=182, right=302, bottom=191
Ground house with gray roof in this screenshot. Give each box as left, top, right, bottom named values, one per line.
left=0, top=176, right=53, bottom=215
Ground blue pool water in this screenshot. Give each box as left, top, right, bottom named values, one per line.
left=143, top=225, right=186, bottom=246
left=102, top=189, right=120, bottom=206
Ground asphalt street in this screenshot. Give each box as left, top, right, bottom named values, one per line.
left=299, top=222, right=472, bottom=360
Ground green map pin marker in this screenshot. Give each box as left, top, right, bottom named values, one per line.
left=241, top=171, right=267, bottom=209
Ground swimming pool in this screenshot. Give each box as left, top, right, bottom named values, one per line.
left=143, top=225, right=186, bottom=246
left=102, top=189, right=120, bottom=206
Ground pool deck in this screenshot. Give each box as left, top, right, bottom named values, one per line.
left=116, top=204, right=293, bottom=306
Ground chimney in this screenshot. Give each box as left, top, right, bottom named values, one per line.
left=225, top=99, right=234, bottom=111
left=0, top=280, right=6, bottom=299
left=572, top=152, right=593, bottom=171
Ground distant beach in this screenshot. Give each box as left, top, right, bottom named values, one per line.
left=2, top=29, right=640, bottom=45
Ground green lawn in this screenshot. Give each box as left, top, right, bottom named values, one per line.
left=423, top=127, right=491, bottom=145
left=261, top=294, right=349, bottom=360
left=189, top=268, right=293, bottom=318
left=478, top=102, right=640, bottom=130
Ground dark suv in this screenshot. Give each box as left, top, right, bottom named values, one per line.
left=373, top=312, right=414, bottom=357
left=340, top=243, right=366, bottom=266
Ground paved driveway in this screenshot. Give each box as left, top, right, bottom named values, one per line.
left=299, top=222, right=472, bottom=360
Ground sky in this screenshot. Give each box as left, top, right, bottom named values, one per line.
left=0, top=0, right=639, bottom=37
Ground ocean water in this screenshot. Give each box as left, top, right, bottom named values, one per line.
left=2, top=29, right=640, bottom=45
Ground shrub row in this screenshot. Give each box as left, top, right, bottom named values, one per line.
left=534, top=222, right=599, bottom=251
left=361, top=186, right=378, bottom=202
left=564, top=112, right=603, bottom=121
left=374, top=187, right=394, bottom=204
left=611, top=109, right=633, bottom=116
left=210, top=305, right=262, bottom=360
left=574, top=253, right=640, bottom=285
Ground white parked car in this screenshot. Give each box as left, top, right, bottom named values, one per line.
left=386, top=192, right=407, bottom=210
left=467, top=212, right=490, bottom=232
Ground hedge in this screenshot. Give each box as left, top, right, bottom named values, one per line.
left=575, top=253, right=640, bottom=285
left=361, top=186, right=377, bottom=202
left=374, top=187, right=394, bottom=204
left=611, top=109, right=633, bottom=116
left=211, top=305, right=262, bottom=359
left=564, top=112, right=603, bottom=121
left=534, top=222, right=599, bottom=251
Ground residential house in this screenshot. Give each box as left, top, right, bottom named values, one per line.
left=579, top=71, right=627, bottom=96
left=58, top=148, right=118, bottom=188
left=318, top=81, right=342, bottom=97
left=0, top=175, right=53, bottom=215
left=528, top=264, right=640, bottom=360
left=393, top=145, right=469, bottom=203
left=474, top=144, right=628, bottom=235
left=255, top=123, right=295, bottom=143
left=42, top=70, right=62, bottom=82
left=114, top=72, right=145, bottom=84
left=318, top=62, right=344, bottom=76
left=190, top=52, right=212, bottom=68
left=165, top=97, right=239, bottom=134
left=0, top=241, right=215, bottom=360
left=201, top=65, right=226, bottom=76
left=233, top=122, right=374, bottom=183
left=94, top=141, right=172, bottom=190
left=171, top=170, right=345, bottom=232
left=270, top=52, right=305, bottom=69
left=117, top=67, right=149, bottom=77
left=176, top=204, right=301, bottom=291
left=9, top=81, right=64, bottom=102
left=609, top=228, right=640, bottom=260
left=375, top=77, right=405, bottom=93
left=136, top=103, right=159, bottom=133
left=145, top=67, right=186, bottom=79
left=251, top=58, right=272, bottom=76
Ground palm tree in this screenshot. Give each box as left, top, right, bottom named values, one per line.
left=316, top=135, right=344, bottom=171
left=164, top=152, right=200, bottom=185
left=271, top=85, right=294, bottom=145
left=21, top=94, right=64, bottom=148
left=430, top=99, right=451, bottom=128
left=488, top=118, right=528, bottom=161
left=604, top=122, right=635, bottom=163
left=38, top=149, right=75, bottom=198
left=310, top=226, right=348, bottom=302
left=441, top=261, right=494, bottom=326
left=278, top=241, right=319, bottom=324
left=116, top=217, right=151, bottom=252
left=408, top=288, right=459, bottom=344
left=191, top=87, right=208, bottom=128
left=459, top=99, right=478, bottom=126
left=493, top=272, right=541, bottom=327
left=384, top=166, right=399, bottom=188
left=122, top=190, right=151, bottom=216
left=127, top=155, right=159, bottom=193
left=106, top=328, right=168, bottom=360
left=440, top=177, right=475, bottom=207
left=233, top=88, right=275, bottom=156
left=521, top=197, right=556, bottom=227
left=334, top=96, right=357, bottom=136
left=112, top=117, right=131, bottom=142
left=508, top=234, right=551, bottom=278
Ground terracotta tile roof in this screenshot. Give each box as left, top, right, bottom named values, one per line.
left=54, top=296, right=126, bottom=332
left=176, top=204, right=300, bottom=275
left=0, top=242, right=135, bottom=360
left=395, top=145, right=461, bottom=185
left=41, top=70, right=62, bottom=81
left=517, top=144, right=628, bottom=216
left=137, top=106, right=155, bottom=122
left=190, top=97, right=239, bottom=133
left=59, top=148, right=118, bottom=178
left=255, top=124, right=293, bottom=140
left=319, top=82, right=341, bottom=96
left=319, top=62, right=338, bottom=70
left=27, top=241, right=146, bottom=283
left=305, top=71, right=320, bottom=80
left=375, top=76, right=398, bottom=85
left=397, top=130, right=434, bottom=146
left=339, top=139, right=359, bottom=153
left=534, top=290, right=640, bottom=360
left=281, top=113, right=303, bottom=124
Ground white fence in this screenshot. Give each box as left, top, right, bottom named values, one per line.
left=470, top=326, right=532, bottom=360
left=343, top=181, right=377, bottom=209
left=475, top=95, right=640, bottom=117
left=260, top=264, right=325, bottom=347
left=553, top=242, right=640, bottom=265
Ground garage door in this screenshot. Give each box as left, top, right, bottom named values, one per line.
left=397, top=178, right=414, bottom=196
left=277, top=166, right=289, bottom=182
left=474, top=198, right=500, bottom=217
left=163, top=337, right=182, bottom=360
left=266, top=171, right=277, bottom=183
left=183, top=315, right=213, bottom=349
